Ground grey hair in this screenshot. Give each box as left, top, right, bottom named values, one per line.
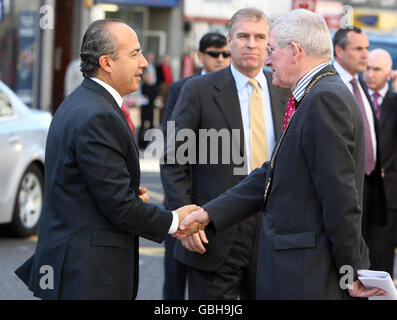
left=80, top=19, right=121, bottom=78
left=227, top=7, right=271, bottom=37
left=272, top=9, right=333, bottom=59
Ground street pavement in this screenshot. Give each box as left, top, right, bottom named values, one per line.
left=0, top=157, right=396, bottom=300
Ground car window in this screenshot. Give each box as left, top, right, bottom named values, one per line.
left=0, top=88, right=13, bottom=117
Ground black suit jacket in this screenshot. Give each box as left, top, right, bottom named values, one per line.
left=202, top=66, right=370, bottom=299
left=162, top=74, right=198, bottom=134
left=358, top=78, right=387, bottom=226
left=15, top=79, right=173, bottom=300
left=160, top=66, right=289, bottom=271
left=378, top=89, right=397, bottom=210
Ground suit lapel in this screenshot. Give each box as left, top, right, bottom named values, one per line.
left=212, top=67, right=246, bottom=157
left=81, top=78, right=139, bottom=154
left=379, top=90, right=394, bottom=129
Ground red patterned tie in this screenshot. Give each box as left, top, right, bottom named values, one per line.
left=121, top=104, right=135, bottom=138
left=283, top=94, right=297, bottom=131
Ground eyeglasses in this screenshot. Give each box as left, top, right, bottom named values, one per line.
left=266, top=42, right=301, bottom=57
left=204, top=51, right=231, bottom=58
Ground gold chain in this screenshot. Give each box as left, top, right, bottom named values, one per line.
left=263, top=71, right=336, bottom=202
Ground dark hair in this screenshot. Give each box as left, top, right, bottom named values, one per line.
left=199, top=32, right=227, bottom=52
left=333, top=26, right=362, bottom=50
left=80, top=19, right=122, bottom=78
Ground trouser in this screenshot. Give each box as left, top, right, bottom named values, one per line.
left=367, top=209, right=397, bottom=277
left=186, top=215, right=258, bottom=300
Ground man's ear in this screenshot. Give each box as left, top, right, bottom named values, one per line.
left=334, top=45, right=342, bottom=59
left=227, top=33, right=232, bottom=50
left=197, top=51, right=204, bottom=65
left=98, top=55, right=112, bottom=73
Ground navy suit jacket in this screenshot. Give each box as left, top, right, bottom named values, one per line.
left=160, top=66, right=289, bottom=271
left=15, top=79, right=173, bottom=299
left=378, top=89, right=397, bottom=210
left=203, top=66, right=370, bottom=299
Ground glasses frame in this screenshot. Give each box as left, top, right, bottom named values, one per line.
left=204, top=50, right=231, bottom=58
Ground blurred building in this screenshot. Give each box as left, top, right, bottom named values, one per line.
left=0, top=0, right=183, bottom=113
left=0, top=0, right=396, bottom=113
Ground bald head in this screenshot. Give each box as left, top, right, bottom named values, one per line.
left=364, top=48, right=393, bottom=91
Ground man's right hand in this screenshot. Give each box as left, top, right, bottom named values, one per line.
left=179, top=208, right=211, bottom=235
left=172, top=205, right=205, bottom=239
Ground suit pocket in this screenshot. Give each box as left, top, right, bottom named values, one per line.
left=90, top=230, right=131, bottom=249
left=273, top=231, right=316, bottom=250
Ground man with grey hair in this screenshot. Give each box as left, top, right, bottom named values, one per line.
left=180, top=9, right=386, bottom=299
left=161, top=7, right=288, bottom=299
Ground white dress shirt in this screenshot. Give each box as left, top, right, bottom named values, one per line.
left=230, top=64, right=275, bottom=173
left=368, top=83, right=389, bottom=107
left=333, top=61, right=377, bottom=161
left=91, top=77, right=179, bottom=234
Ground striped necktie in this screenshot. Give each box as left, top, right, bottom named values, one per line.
left=248, top=79, right=268, bottom=169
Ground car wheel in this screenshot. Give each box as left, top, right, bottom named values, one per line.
left=9, top=163, right=44, bottom=237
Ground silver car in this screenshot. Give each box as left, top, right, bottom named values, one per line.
left=0, top=81, right=52, bottom=237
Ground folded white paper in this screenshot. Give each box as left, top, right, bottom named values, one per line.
left=358, top=269, right=397, bottom=300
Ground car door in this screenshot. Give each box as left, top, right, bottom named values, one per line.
left=0, top=87, right=21, bottom=220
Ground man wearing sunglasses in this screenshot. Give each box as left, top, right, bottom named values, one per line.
left=161, top=32, right=231, bottom=300
left=161, top=8, right=289, bottom=299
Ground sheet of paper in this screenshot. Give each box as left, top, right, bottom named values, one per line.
left=358, top=270, right=397, bottom=300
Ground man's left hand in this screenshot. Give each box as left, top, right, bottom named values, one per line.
left=348, top=280, right=387, bottom=298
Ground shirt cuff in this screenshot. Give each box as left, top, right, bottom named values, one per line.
left=168, top=210, right=179, bottom=234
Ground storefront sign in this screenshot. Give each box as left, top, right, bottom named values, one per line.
left=16, top=11, right=36, bottom=108
left=0, top=0, right=4, bottom=22
left=96, top=0, right=180, bottom=7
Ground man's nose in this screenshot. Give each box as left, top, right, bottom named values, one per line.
left=247, top=36, right=257, bottom=48
left=140, top=55, right=149, bottom=68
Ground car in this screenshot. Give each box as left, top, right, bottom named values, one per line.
left=0, top=81, right=52, bottom=237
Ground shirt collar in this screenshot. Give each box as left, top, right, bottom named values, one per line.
left=333, top=60, right=357, bottom=84
left=292, top=62, right=330, bottom=102
left=230, top=64, right=266, bottom=91
left=368, top=83, right=389, bottom=98
left=91, top=77, right=124, bottom=108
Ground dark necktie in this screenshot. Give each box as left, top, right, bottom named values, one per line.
left=350, top=78, right=375, bottom=175
left=121, top=104, right=135, bottom=138
left=283, top=94, right=297, bottom=131
left=372, top=91, right=381, bottom=119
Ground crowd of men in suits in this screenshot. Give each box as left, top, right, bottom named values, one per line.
left=13, top=6, right=396, bottom=300
left=161, top=9, right=397, bottom=299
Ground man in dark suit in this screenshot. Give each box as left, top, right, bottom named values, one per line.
left=333, top=27, right=387, bottom=243
left=364, top=48, right=397, bottom=276
left=161, top=32, right=231, bottom=300
left=14, top=19, right=200, bottom=300
left=180, top=9, right=386, bottom=299
left=161, top=8, right=289, bottom=299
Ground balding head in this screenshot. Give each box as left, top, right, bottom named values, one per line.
left=364, top=48, right=392, bottom=91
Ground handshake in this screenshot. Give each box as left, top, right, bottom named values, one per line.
left=172, top=205, right=211, bottom=240
left=139, top=188, right=209, bottom=239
